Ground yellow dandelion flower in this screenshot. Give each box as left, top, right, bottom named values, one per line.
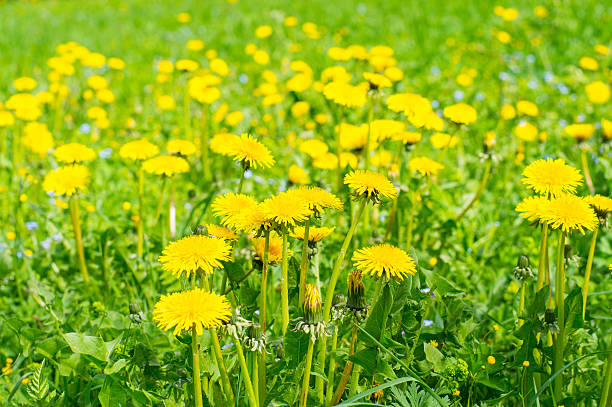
left=323, top=81, right=367, bottom=108
left=142, top=155, right=189, bottom=177
left=543, top=194, right=598, bottom=234
left=521, top=158, right=582, bottom=197
left=286, top=186, right=343, bottom=214
left=487, top=356, right=496, bottom=365
left=586, top=81, right=610, bottom=104
left=210, top=133, right=240, bottom=156
left=363, top=72, right=392, bottom=89
left=167, top=139, right=196, bottom=156
left=158, top=235, right=231, bottom=277
left=290, top=226, right=335, bottom=242
left=370, top=119, right=405, bottom=141
left=227, top=133, right=275, bottom=169
left=43, top=165, right=90, bottom=197
left=344, top=170, right=397, bottom=200
left=299, top=139, right=329, bottom=159
left=205, top=224, right=239, bottom=241
left=392, top=131, right=422, bottom=145
left=586, top=194, right=612, bottom=220
left=408, top=156, right=444, bottom=176
left=443, top=103, right=477, bottom=125
left=53, top=143, right=96, bottom=164
left=261, top=192, right=312, bottom=228
left=120, top=139, right=159, bottom=161
left=212, top=193, right=259, bottom=229
left=516, top=100, right=539, bottom=116
left=516, top=196, right=551, bottom=223
left=430, top=133, right=459, bottom=149
left=153, top=288, right=231, bottom=336
left=234, top=203, right=271, bottom=233
left=252, top=232, right=289, bottom=264
left=289, top=164, right=310, bottom=185
left=565, top=123, right=596, bottom=141
left=304, top=284, right=322, bottom=312
left=353, top=244, right=417, bottom=280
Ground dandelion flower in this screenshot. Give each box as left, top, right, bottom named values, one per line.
left=43, top=165, right=90, bottom=197
left=205, top=224, right=239, bottom=241
left=299, top=139, right=329, bottom=159
left=443, top=103, right=477, bottom=125
left=167, top=139, right=196, bottom=156
left=565, top=123, right=596, bottom=141
left=363, top=72, right=392, bottom=89
left=261, top=192, right=312, bottom=228
left=521, top=158, right=582, bottom=197
left=353, top=244, right=417, bottom=280
left=210, top=133, right=241, bottom=156
left=408, top=157, right=444, bottom=176
left=120, top=139, right=159, bottom=161
left=431, top=133, right=459, bottom=149
left=516, top=196, right=551, bottom=223
left=286, top=186, right=343, bottom=214
left=227, top=133, right=275, bottom=169
left=153, top=289, right=231, bottom=336
left=253, top=232, right=289, bottom=264
left=212, top=193, right=259, bottom=229
left=392, top=131, right=422, bottom=145
left=323, top=81, right=367, bottom=108
left=159, top=235, right=231, bottom=277
left=585, top=194, right=612, bottom=223
left=291, top=226, right=335, bottom=242
left=344, top=170, right=397, bottom=201
left=543, top=195, right=598, bottom=234
left=235, top=203, right=271, bottom=233
left=53, top=143, right=96, bottom=164
left=143, top=155, right=189, bottom=177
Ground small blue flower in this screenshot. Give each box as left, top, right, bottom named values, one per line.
left=53, top=233, right=62, bottom=241
left=239, top=74, right=248, bottom=84
left=25, top=221, right=38, bottom=230
left=99, top=148, right=113, bottom=159
left=244, top=170, right=253, bottom=179
left=79, top=123, right=91, bottom=134
left=453, top=90, right=464, bottom=101
left=41, top=239, right=51, bottom=250
left=184, top=203, right=193, bottom=210
left=423, top=320, right=434, bottom=327
left=222, top=342, right=234, bottom=350
left=16, top=251, right=23, bottom=258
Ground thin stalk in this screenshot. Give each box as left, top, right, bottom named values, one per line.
left=600, top=335, right=612, bottom=406
left=581, top=228, right=599, bottom=319
left=235, top=339, right=259, bottom=407
left=349, top=341, right=363, bottom=396
left=201, top=105, right=210, bottom=181
left=537, top=224, right=549, bottom=290
left=405, top=193, right=416, bottom=252
left=298, top=216, right=311, bottom=307
left=281, top=228, right=289, bottom=337
left=238, top=167, right=246, bottom=194
left=299, top=339, right=316, bottom=407
left=137, top=167, right=144, bottom=259
left=154, top=177, right=167, bottom=224
left=70, top=197, right=88, bottom=283
left=336, top=106, right=345, bottom=193
left=519, top=281, right=526, bottom=325
left=553, top=230, right=567, bottom=400
left=361, top=101, right=374, bottom=244
left=191, top=326, right=204, bottom=407
left=581, top=148, right=595, bottom=195
left=331, top=326, right=357, bottom=405
left=324, top=326, right=338, bottom=407
left=316, top=199, right=367, bottom=401
left=455, top=159, right=492, bottom=222
left=258, top=231, right=270, bottom=406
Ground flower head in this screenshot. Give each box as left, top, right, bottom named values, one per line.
left=120, top=139, right=159, bottom=161
left=565, top=123, right=596, bottom=141
left=212, top=193, right=259, bottom=229
left=443, top=103, right=477, bottom=125
left=408, top=156, right=444, bottom=176
left=153, top=289, right=231, bottom=336
left=290, top=226, right=335, bottom=242
left=353, top=244, right=417, bottom=281
left=205, top=224, right=239, bottom=241
left=158, top=235, right=231, bottom=277
left=543, top=195, right=598, bottom=234
left=261, top=192, right=312, bottom=229
left=167, top=139, right=196, bottom=156
left=323, top=81, right=367, bottom=107
left=286, top=186, right=343, bottom=215
left=344, top=170, right=397, bottom=202
left=363, top=72, right=392, bottom=90
left=53, top=143, right=96, bottom=164
left=521, top=158, right=582, bottom=197
left=43, top=165, right=90, bottom=197
left=228, top=133, right=275, bottom=169
left=143, top=155, right=189, bottom=177
left=252, top=232, right=289, bottom=264
left=516, top=196, right=550, bottom=223
left=585, top=194, right=612, bottom=225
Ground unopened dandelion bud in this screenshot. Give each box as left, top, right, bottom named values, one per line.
left=303, top=284, right=323, bottom=325
left=513, top=254, right=534, bottom=281
left=347, top=270, right=367, bottom=311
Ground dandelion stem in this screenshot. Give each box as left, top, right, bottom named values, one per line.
left=600, top=334, right=612, bottom=406
left=184, top=91, right=192, bottom=142
left=536, top=223, right=549, bottom=290
left=137, top=167, right=144, bottom=259
left=70, top=196, right=88, bottom=283
left=298, top=216, right=311, bottom=308
left=281, top=228, right=290, bottom=337
left=235, top=338, right=259, bottom=407
left=553, top=230, right=567, bottom=400
left=191, top=326, right=204, bottom=407
left=581, top=148, right=595, bottom=195
left=154, top=177, right=167, bottom=224
left=335, top=106, right=345, bottom=193
left=257, top=230, right=270, bottom=406
left=324, top=325, right=339, bottom=407
left=519, top=280, right=526, bottom=324
left=331, top=325, right=357, bottom=405
left=201, top=105, right=210, bottom=181
left=455, top=159, right=491, bottom=222
left=581, top=228, right=598, bottom=319
left=299, top=339, right=315, bottom=407
left=316, top=199, right=367, bottom=402
left=238, top=167, right=246, bottom=194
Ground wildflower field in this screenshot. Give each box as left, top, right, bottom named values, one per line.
left=1, top=0, right=612, bottom=405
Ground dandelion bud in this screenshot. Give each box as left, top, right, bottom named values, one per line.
left=541, top=308, right=559, bottom=335
left=194, top=225, right=207, bottom=235
left=303, top=284, right=323, bottom=325
left=347, top=270, right=367, bottom=311
left=129, top=302, right=145, bottom=324
left=513, top=254, right=534, bottom=281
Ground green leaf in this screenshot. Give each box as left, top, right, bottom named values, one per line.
left=104, top=359, right=128, bottom=375
left=424, top=343, right=445, bottom=373
left=362, top=283, right=393, bottom=347
left=63, top=333, right=122, bottom=362
left=99, top=377, right=126, bottom=407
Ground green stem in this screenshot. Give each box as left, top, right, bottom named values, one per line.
left=235, top=339, right=259, bottom=407
left=553, top=230, right=567, bottom=400
left=316, top=199, right=367, bottom=402
left=581, top=148, right=595, bottom=195
left=299, top=339, right=316, bottom=407
left=257, top=231, right=270, bottom=406
left=184, top=91, right=192, bottom=141
left=519, top=281, right=526, bottom=325
left=298, top=216, right=311, bottom=308
left=455, top=159, right=491, bottom=222
left=324, top=326, right=338, bottom=406
left=537, top=224, right=549, bottom=290
left=600, top=335, right=612, bottom=406
left=201, top=105, right=210, bottom=181
left=281, top=228, right=289, bottom=337
left=581, top=228, right=599, bottom=319
left=349, top=341, right=363, bottom=396
left=154, top=177, right=167, bottom=224
left=336, top=106, right=345, bottom=193
left=137, top=167, right=144, bottom=259
left=238, top=168, right=246, bottom=194
left=405, top=193, right=416, bottom=252
left=70, top=197, right=88, bottom=283
left=191, top=326, right=204, bottom=407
